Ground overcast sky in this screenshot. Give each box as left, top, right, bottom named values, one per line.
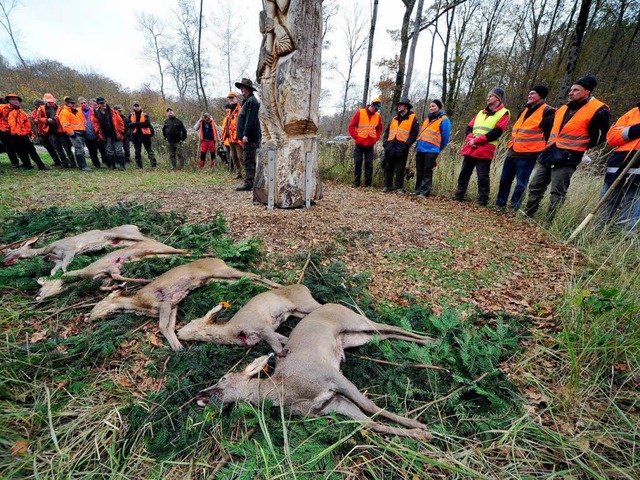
left=2, top=0, right=433, bottom=113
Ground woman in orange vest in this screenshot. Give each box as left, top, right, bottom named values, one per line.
left=5, top=93, right=48, bottom=170
left=348, top=97, right=383, bottom=188
left=597, top=101, right=640, bottom=234
left=454, top=87, right=510, bottom=206
left=496, top=86, right=555, bottom=210
left=415, top=99, right=451, bottom=197
left=523, top=75, right=611, bottom=220
left=382, top=97, right=419, bottom=193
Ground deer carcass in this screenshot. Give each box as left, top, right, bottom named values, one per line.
left=197, top=303, right=434, bottom=440
left=88, top=258, right=282, bottom=351
left=35, top=239, right=190, bottom=301
left=177, top=284, right=322, bottom=353
left=4, top=225, right=147, bottom=275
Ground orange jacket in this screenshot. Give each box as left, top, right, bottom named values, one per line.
left=547, top=98, right=607, bottom=152
left=222, top=105, right=242, bottom=145
left=507, top=103, right=550, bottom=153
left=606, top=105, right=640, bottom=152
left=7, top=107, right=34, bottom=136
left=0, top=104, right=11, bottom=132
left=58, top=105, right=86, bottom=135
left=92, top=108, right=125, bottom=141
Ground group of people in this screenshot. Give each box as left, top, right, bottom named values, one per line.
left=0, top=93, right=159, bottom=171
left=348, top=74, right=640, bottom=235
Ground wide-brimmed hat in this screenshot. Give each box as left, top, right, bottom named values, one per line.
left=396, top=97, right=413, bottom=109
left=5, top=93, right=22, bottom=102
left=235, top=78, right=257, bottom=92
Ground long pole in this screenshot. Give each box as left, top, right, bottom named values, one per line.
left=568, top=147, right=640, bottom=242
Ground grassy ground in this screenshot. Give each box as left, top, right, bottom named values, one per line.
left=0, top=148, right=638, bottom=478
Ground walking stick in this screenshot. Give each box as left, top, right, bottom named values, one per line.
left=568, top=147, right=640, bottom=242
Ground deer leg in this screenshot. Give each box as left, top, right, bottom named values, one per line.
left=361, top=320, right=435, bottom=344
left=332, top=373, right=426, bottom=430
left=110, top=273, right=152, bottom=284
left=320, top=396, right=432, bottom=441
left=158, top=302, right=183, bottom=351
left=260, top=328, right=287, bottom=354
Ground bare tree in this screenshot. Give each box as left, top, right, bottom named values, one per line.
left=391, top=0, right=418, bottom=107
left=402, top=0, right=425, bottom=97
left=163, top=43, right=194, bottom=101
left=173, top=0, right=207, bottom=106
left=556, top=0, right=593, bottom=103
left=197, top=0, right=208, bottom=111
left=336, top=6, right=368, bottom=132
left=0, top=0, right=26, bottom=68
left=362, top=0, right=379, bottom=105
left=212, top=5, right=252, bottom=91
left=137, top=13, right=166, bottom=102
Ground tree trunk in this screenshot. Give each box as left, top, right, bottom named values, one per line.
left=392, top=0, right=417, bottom=107
left=441, top=5, right=455, bottom=114
left=0, top=1, right=27, bottom=68
left=402, top=0, right=425, bottom=98
left=197, top=0, right=208, bottom=111
left=421, top=21, right=439, bottom=118
left=362, top=0, right=379, bottom=105
left=556, top=0, right=593, bottom=104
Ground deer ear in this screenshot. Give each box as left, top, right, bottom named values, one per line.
left=23, top=237, right=39, bottom=248
left=243, top=354, right=274, bottom=378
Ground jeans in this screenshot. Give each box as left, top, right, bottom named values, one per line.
left=523, top=163, right=576, bottom=219
left=415, top=152, right=438, bottom=195
left=454, top=156, right=491, bottom=205
left=353, top=144, right=374, bottom=186
left=496, top=156, right=537, bottom=209
left=597, top=177, right=640, bottom=234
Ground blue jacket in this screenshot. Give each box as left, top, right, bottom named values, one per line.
left=416, top=111, right=451, bottom=153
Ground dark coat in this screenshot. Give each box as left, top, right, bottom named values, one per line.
left=163, top=117, right=187, bottom=143
left=236, top=93, right=261, bottom=143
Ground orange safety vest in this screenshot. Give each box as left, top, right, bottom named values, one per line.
left=198, top=118, right=219, bottom=142
left=7, top=108, right=33, bottom=136
left=356, top=108, right=381, bottom=139
left=507, top=103, right=550, bottom=153
left=418, top=115, right=447, bottom=146
left=129, top=111, right=152, bottom=135
left=472, top=107, right=509, bottom=145
left=547, top=97, right=607, bottom=152
left=58, top=105, right=86, bottom=134
left=222, top=106, right=242, bottom=145
left=606, top=105, right=640, bottom=152
left=387, top=113, right=416, bottom=142
left=0, top=104, right=11, bottom=132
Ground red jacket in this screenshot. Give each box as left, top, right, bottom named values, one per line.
left=348, top=107, right=383, bottom=147
left=460, top=104, right=510, bottom=160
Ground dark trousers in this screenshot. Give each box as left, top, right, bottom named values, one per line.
left=132, top=135, right=156, bottom=167
left=49, top=133, right=75, bottom=167
left=454, top=156, right=491, bottom=205
left=415, top=152, right=438, bottom=195
left=353, top=144, right=374, bottom=186
left=523, top=163, right=577, bottom=219
left=12, top=135, right=46, bottom=169
left=40, top=135, right=62, bottom=165
left=85, top=137, right=104, bottom=168
left=168, top=142, right=185, bottom=169
left=597, top=177, right=640, bottom=234
left=384, top=153, right=408, bottom=190
left=243, top=141, right=259, bottom=186
left=496, top=156, right=537, bottom=209
left=1, top=130, right=21, bottom=166
left=122, top=134, right=131, bottom=162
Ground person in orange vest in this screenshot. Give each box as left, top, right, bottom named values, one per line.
left=36, top=93, right=76, bottom=168
left=415, top=99, right=451, bottom=197
left=58, top=96, right=92, bottom=171
left=129, top=101, right=157, bottom=168
left=221, top=92, right=243, bottom=178
left=194, top=112, right=219, bottom=168
left=5, top=93, right=48, bottom=170
left=0, top=93, right=22, bottom=168
left=523, top=75, right=610, bottom=219
left=348, top=97, right=383, bottom=188
left=382, top=97, right=419, bottom=193
left=31, top=99, right=62, bottom=166
left=92, top=96, right=126, bottom=170
left=597, top=102, right=640, bottom=234
left=496, top=86, right=555, bottom=210
left=454, top=87, right=510, bottom=206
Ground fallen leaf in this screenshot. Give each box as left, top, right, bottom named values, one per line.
left=148, top=334, right=164, bottom=347
left=30, top=329, right=49, bottom=343
left=11, top=440, right=29, bottom=455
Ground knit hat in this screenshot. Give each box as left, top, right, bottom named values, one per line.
left=530, top=85, right=548, bottom=99
left=489, top=87, right=505, bottom=103
left=574, top=74, right=597, bottom=92
left=43, top=93, right=56, bottom=104
left=432, top=99, right=443, bottom=109
left=166, top=107, right=173, bottom=112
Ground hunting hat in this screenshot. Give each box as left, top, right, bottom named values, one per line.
left=396, top=97, right=413, bottom=109
left=132, top=101, right=141, bottom=107
left=489, top=87, right=505, bottom=103
left=63, top=96, right=76, bottom=103
left=227, top=91, right=238, bottom=98
left=235, top=78, right=257, bottom=92
left=5, top=93, right=22, bottom=102
left=574, top=74, right=597, bottom=92
left=95, top=96, right=106, bottom=103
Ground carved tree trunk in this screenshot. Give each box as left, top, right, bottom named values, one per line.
left=254, top=0, right=323, bottom=208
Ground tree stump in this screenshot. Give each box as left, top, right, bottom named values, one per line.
left=253, top=0, right=323, bottom=208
